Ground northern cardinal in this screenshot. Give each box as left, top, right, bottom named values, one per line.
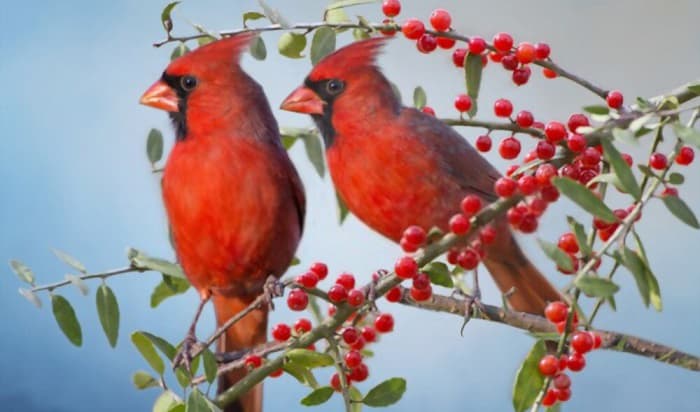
left=281, top=38, right=558, bottom=315
left=141, top=34, right=305, bottom=412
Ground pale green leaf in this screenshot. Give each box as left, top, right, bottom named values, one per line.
left=96, top=284, right=120, bottom=347
left=52, top=294, right=82, bottom=346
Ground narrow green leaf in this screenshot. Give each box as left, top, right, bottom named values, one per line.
left=621, top=246, right=651, bottom=307
left=575, top=276, right=620, bottom=298
left=147, top=129, right=164, bottom=165
left=19, top=288, right=42, bottom=308
left=668, top=172, right=685, bottom=185
left=413, top=86, right=427, bottom=109
left=611, top=128, right=636, bottom=145
left=175, top=366, right=191, bottom=389
left=583, top=105, right=609, bottom=115
left=552, top=177, right=617, bottom=223
left=687, top=83, right=700, bottom=95
left=133, top=370, right=159, bottom=390
left=672, top=122, right=700, bottom=148
left=65, top=274, right=89, bottom=296
left=286, top=349, right=334, bottom=368
left=353, top=28, right=370, bottom=40
left=131, top=332, right=165, bottom=375
left=326, top=0, right=378, bottom=10
left=202, top=348, right=217, bottom=385
left=637, top=164, right=657, bottom=178
left=52, top=294, right=82, bottom=346
left=363, top=377, right=406, bottom=407
left=242, top=11, right=266, bottom=26
left=337, top=191, right=349, bottom=224
left=281, top=135, right=297, bottom=150
left=258, top=0, right=291, bottom=28
left=606, top=295, right=617, bottom=311
left=464, top=53, right=482, bottom=117
left=302, top=132, right=325, bottom=177
left=662, top=194, right=700, bottom=229
left=631, top=231, right=662, bottom=311
left=300, top=386, right=334, bottom=406
left=283, top=360, right=318, bottom=387
left=629, top=113, right=653, bottom=132
left=9, top=259, right=34, bottom=284
left=171, top=43, right=190, bottom=60
left=512, top=339, right=546, bottom=412
left=310, top=27, right=336, bottom=66
left=537, top=239, right=574, bottom=271
left=153, top=391, right=183, bottom=412
left=52, top=248, right=87, bottom=273
left=186, top=388, right=220, bottom=412
left=151, top=275, right=190, bottom=308
left=161, top=2, right=180, bottom=33
left=96, top=284, right=120, bottom=347
left=324, top=6, right=350, bottom=24
left=567, top=216, right=592, bottom=257
left=601, top=138, right=641, bottom=200
left=127, top=248, right=186, bottom=279
left=422, top=261, right=453, bottom=288
left=278, top=32, right=307, bottom=58
left=249, top=36, right=267, bottom=60
left=138, top=331, right=177, bottom=361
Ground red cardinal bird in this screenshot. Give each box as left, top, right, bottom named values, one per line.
left=281, top=38, right=558, bottom=315
left=140, top=34, right=305, bottom=412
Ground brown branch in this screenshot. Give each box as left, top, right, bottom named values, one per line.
left=442, top=118, right=546, bottom=138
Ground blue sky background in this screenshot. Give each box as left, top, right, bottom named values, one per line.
left=1, top=1, right=699, bottom=411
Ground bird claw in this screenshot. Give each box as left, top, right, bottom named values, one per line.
left=172, top=331, right=201, bottom=372
left=261, top=275, right=284, bottom=311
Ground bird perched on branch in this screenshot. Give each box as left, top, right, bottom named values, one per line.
left=281, top=37, right=559, bottom=315
left=140, top=33, right=305, bottom=412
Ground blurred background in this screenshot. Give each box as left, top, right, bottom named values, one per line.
left=1, top=0, right=699, bottom=411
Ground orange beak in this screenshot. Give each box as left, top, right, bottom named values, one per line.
left=140, top=80, right=179, bottom=112
left=280, top=86, right=325, bottom=115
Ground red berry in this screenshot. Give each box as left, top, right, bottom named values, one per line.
left=361, top=326, right=377, bottom=342
left=341, top=327, right=359, bottom=344
left=494, top=98, right=513, bottom=117
left=328, top=284, right=348, bottom=303
left=348, top=363, right=369, bottom=382
left=468, top=36, right=486, bottom=54
left=457, top=248, right=479, bottom=270
left=296, top=271, right=319, bottom=288
left=501, top=54, right=518, bottom=71
left=512, top=66, right=531, bottom=86
left=518, top=175, right=538, bottom=195
left=559, top=354, right=569, bottom=371
left=539, top=354, right=559, bottom=376
left=395, top=256, right=418, bottom=279
left=536, top=141, right=556, bottom=160
left=505, top=164, right=520, bottom=177
left=540, top=185, right=560, bottom=202
left=542, top=67, right=557, bottom=78
left=499, top=136, right=521, bottom=159
left=475, top=134, right=492, bottom=152
left=558, top=233, right=579, bottom=254
left=410, top=285, right=432, bottom=301
left=480, top=225, right=497, bottom=244
left=606, top=90, right=624, bottom=109
left=336, top=272, right=356, bottom=290
left=493, top=32, right=513, bottom=52
left=544, top=121, right=567, bottom=143
left=287, top=289, right=309, bottom=311
left=454, top=94, right=472, bottom=112
left=310, top=262, right=328, bottom=280
left=421, top=106, right=435, bottom=116
left=437, top=36, right=456, bottom=49
left=271, top=323, right=291, bottom=341
left=567, top=133, right=586, bottom=153
left=571, top=331, right=594, bottom=354
left=386, top=286, right=402, bottom=302
left=542, top=389, right=557, bottom=407
left=545, top=301, right=568, bottom=323
left=403, top=225, right=426, bottom=246
left=401, top=18, right=425, bottom=40
left=452, top=48, right=467, bottom=67
left=516, top=110, right=534, bottom=128
left=621, top=153, right=634, bottom=167
left=449, top=213, right=471, bottom=234
left=534, top=42, right=551, bottom=60
left=553, top=373, right=571, bottom=390
left=330, top=373, right=342, bottom=391
left=676, top=146, right=694, bottom=165
left=581, top=147, right=601, bottom=167
left=515, top=42, right=535, bottom=64
left=567, top=352, right=586, bottom=371
left=649, top=152, right=668, bottom=170
left=489, top=51, right=504, bottom=63
left=518, top=213, right=538, bottom=233
left=429, top=8, right=451, bottom=31
left=344, top=350, right=362, bottom=368
left=661, top=187, right=678, bottom=197
left=347, top=289, right=365, bottom=307
left=382, top=0, right=401, bottom=18
left=244, top=354, right=263, bottom=369
left=412, top=272, right=431, bottom=290
left=349, top=336, right=365, bottom=351
left=494, top=177, right=518, bottom=197
left=507, top=205, right=525, bottom=226
left=416, top=34, right=437, bottom=53
left=461, top=195, right=482, bottom=215
left=374, top=313, right=395, bottom=333
left=567, top=113, right=590, bottom=133
left=579, top=168, right=598, bottom=186
left=590, top=331, right=602, bottom=349
left=328, top=304, right=336, bottom=317
left=294, top=318, right=312, bottom=334
left=535, top=163, right=557, bottom=186
left=400, top=237, right=418, bottom=252
left=446, top=248, right=459, bottom=264
left=556, top=387, right=572, bottom=402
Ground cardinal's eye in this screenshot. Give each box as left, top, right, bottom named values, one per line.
left=181, top=75, right=198, bottom=91
left=326, top=79, right=344, bottom=95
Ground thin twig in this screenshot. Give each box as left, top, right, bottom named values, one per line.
left=442, top=118, right=545, bottom=138
left=30, top=267, right=143, bottom=293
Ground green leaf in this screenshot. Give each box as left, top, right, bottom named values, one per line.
left=668, top=172, right=685, bottom=185
left=353, top=28, right=370, bottom=40
left=278, top=32, right=307, bottom=58
left=575, top=276, right=620, bottom=298
left=337, top=191, right=350, bottom=224
left=19, top=288, right=42, bottom=308
left=242, top=11, right=266, bottom=26
left=197, top=35, right=215, bottom=47
left=637, top=164, right=656, bottom=178
left=96, top=284, right=120, bottom=347
left=662, top=194, right=700, bottom=229
left=413, top=86, right=426, bottom=109
left=9, top=259, right=34, bottom=284
left=621, top=246, right=650, bottom=307
left=687, top=83, right=700, bottom=95
left=631, top=231, right=662, bottom=311
left=302, top=132, right=325, bottom=177
left=672, top=122, right=700, bottom=148
left=171, top=43, right=190, bottom=60
left=138, top=331, right=177, bottom=361
left=202, top=347, right=218, bottom=384
left=326, top=0, right=378, bottom=10
left=153, top=391, right=183, bottom=412
left=349, top=386, right=363, bottom=412
left=422, top=261, right=453, bottom=288
left=537, top=239, right=573, bottom=271
left=132, top=370, right=159, bottom=390
left=249, top=36, right=267, bottom=60
left=258, top=0, right=291, bottom=28
left=52, top=294, right=82, bottom=346
left=583, top=105, right=609, bottom=115
left=512, top=339, right=546, bottom=412
left=300, top=386, right=334, bottom=406
left=283, top=360, right=318, bottom=387
left=131, top=332, right=165, bottom=375
left=629, top=113, right=653, bottom=132
left=281, top=135, right=297, bottom=150
left=127, top=248, right=186, bottom=279
left=310, top=27, right=336, bottom=66
left=464, top=53, right=482, bottom=117
left=52, top=248, right=87, bottom=273
left=147, top=129, right=164, bottom=165
left=65, top=275, right=89, bottom=296
left=567, top=216, right=592, bottom=257
left=600, top=138, right=641, bottom=200
left=175, top=366, right=191, bottom=389
left=161, top=2, right=180, bottom=33
left=552, top=177, right=617, bottom=223
left=186, top=388, right=220, bottom=412
left=363, top=377, right=406, bottom=407
left=285, top=349, right=334, bottom=368
left=324, top=6, right=350, bottom=24
left=151, top=275, right=190, bottom=308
